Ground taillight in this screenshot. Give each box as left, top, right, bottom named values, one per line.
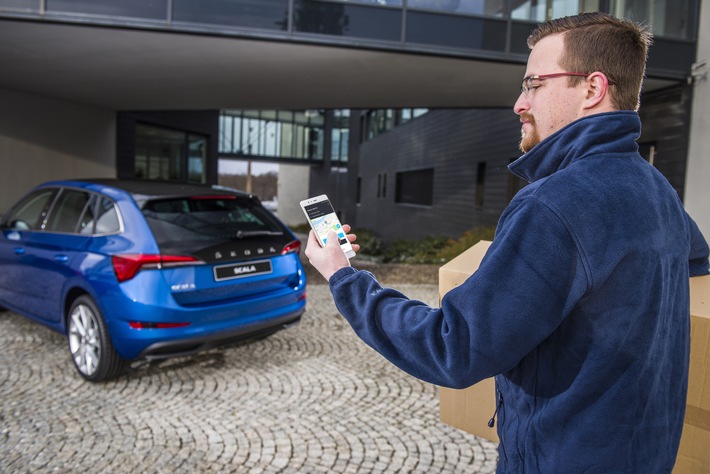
left=282, top=239, right=301, bottom=255
left=112, top=254, right=203, bottom=282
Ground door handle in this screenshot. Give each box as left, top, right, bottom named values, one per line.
left=13, top=247, right=25, bottom=255
left=54, top=255, right=69, bottom=263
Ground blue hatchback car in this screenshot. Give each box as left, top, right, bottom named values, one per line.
left=0, top=179, right=307, bottom=382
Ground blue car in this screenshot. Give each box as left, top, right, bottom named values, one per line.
left=0, top=179, right=307, bottom=382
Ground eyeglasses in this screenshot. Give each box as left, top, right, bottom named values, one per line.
left=520, top=72, right=590, bottom=96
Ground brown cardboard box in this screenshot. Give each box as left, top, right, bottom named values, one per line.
left=674, top=274, right=710, bottom=474
left=438, top=240, right=499, bottom=443
left=438, top=242, right=710, bottom=470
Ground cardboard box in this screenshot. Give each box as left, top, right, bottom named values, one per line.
left=438, top=240, right=499, bottom=443
left=438, top=241, right=710, bottom=472
left=674, top=274, right=710, bottom=474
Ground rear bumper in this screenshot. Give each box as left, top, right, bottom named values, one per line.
left=137, top=308, right=304, bottom=360
left=98, top=271, right=307, bottom=359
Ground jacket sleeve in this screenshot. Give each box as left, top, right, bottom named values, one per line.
left=687, top=214, right=709, bottom=276
left=328, top=197, right=589, bottom=389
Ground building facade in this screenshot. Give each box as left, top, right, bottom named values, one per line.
left=1, top=0, right=707, bottom=241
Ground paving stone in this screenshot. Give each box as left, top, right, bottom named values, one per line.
left=0, top=284, right=498, bottom=473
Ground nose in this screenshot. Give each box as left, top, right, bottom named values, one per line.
left=514, top=92, right=529, bottom=116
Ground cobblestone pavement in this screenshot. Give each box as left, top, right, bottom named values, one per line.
left=0, top=284, right=498, bottom=473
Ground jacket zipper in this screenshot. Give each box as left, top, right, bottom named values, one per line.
left=489, top=380, right=508, bottom=463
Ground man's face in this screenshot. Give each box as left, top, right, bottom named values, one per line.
left=514, top=34, right=588, bottom=153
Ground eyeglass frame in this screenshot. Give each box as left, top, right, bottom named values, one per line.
left=520, top=72, right=614, bottom=96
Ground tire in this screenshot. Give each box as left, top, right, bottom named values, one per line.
left=67, top=295, right=126, bottom=382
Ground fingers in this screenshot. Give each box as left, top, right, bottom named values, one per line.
left=304, top=230, right=321, bottom=259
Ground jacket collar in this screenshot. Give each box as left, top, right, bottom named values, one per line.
left=508, top=111, right=641, bottom=183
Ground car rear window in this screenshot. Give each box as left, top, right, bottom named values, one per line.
left=142, top=196, right=286, bottom=248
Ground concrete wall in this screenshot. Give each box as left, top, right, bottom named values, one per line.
left=276, top=163, right=310, bottom=227
left=685, top=1, right=710, bottom=239
left=0, top=88, right=116, bottom=214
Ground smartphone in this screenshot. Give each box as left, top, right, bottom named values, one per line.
left=300, top=194, right=356, bottom=259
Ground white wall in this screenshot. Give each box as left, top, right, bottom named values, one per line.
left=685, top=1, right=710, bottom=239
left=0, top=88, right=116, bottom=214
left=276, top=163, right=310, bottom=227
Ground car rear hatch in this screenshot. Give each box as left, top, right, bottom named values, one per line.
left=136, top=193, right=302, bottom=306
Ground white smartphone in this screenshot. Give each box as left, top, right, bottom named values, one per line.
left=300, top=194, right=356, bottom=259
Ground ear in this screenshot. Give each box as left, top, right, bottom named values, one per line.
left=582, top=72, right=613, bottom=110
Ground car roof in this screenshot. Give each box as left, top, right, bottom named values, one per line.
left=47, top=178, right=256, bottom=203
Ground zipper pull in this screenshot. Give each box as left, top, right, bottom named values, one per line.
left=488, top=389, right=503, bottom=428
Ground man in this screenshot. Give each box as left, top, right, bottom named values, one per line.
left=306, top=12, right=709, bottom=473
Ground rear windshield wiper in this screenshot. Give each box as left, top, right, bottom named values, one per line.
left=235, top=230, right=284, bottom=238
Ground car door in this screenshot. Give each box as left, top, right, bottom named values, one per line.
left=21, top=188, right=95, bottom=322
left=0, top=187, right=58, bottom=313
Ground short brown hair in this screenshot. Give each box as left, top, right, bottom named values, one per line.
left=528, top=12, right=652, bottom=111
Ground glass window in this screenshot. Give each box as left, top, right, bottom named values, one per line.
left=398, top=108, right=429, bottom=124
left=407, top=0, right=506, bottom=17
left=142, top=196, right=285, bottom=246
left=294, top=0, right=402, bottom=41
left=406, top=12, right=506, bottom=51
left=135, top=124, right=207, bottom=183
left=366, top=109, right=395, bottom=140
left=46, top=0, right=168, bottom=20
left=45, top=189, right=92, bottom=233
left=395, top=168, right=434, bottom=206
left=331, top=109, right=350, bottom=163
left=94, top=197, right=121, bottom=234
left=512, top=0, right=602, bottom=21
left=511, top=0, right=546, bottom=22
left=219, top=110, right=325, bottom=161
left=611, top=0, right=694, bottom=39
left=327, top=0, right=403, bottom=5
left=2, top=188, right=57, bottom=231
left=0, top=0, right=40, bottom=11
left=173, top=0, right=289, bottom=30
left=188, top=135, right=207, bottom=183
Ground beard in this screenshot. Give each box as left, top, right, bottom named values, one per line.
left=519, top=115, right=540, bottom=153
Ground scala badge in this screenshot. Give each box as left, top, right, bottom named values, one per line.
left=213, top=259, right=272, bottom=281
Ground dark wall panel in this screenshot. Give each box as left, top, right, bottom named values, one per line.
left=354, top=108, right=521, bottom=241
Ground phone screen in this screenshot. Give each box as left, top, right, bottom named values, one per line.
left=301, top=196, right=355, bottom=258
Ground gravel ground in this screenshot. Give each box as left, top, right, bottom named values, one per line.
left=301, top=254, right=441, bottom=287
left=1, top=283, right=498, bottom=474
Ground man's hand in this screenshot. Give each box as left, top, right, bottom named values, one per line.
left=304, top=224, right=359, bottom=281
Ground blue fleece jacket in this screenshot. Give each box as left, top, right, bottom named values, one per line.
left=328, top=111, right=710, bottom=473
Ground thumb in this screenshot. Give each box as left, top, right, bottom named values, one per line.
left=325, top=230, right=340, bottom=247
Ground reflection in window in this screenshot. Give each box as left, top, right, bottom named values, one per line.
left=135, top=124, right=207, bottom=183
left=173, top=0, right=289, bottom=30
left=220, top=110, right=324, bottom=161
left=294, top=0, right=402, bottom=41
left=188, top=135, right=207, bottom=183
left=45, top=189, right=92, bottom=233
left=326, top=0, right=403, bottom=5
left=365, top=108, right=428, bottom=140
left=46, top=0, right=167, bottom=19
left=3, top=189, right=56, bottom=231
left=511, top=0, right=600, bottom=23
left=93, top=197, right=121, bottom=234
left=610, top=0, right=693, bottom=39
left=408, top=0, right=505, bottom=16
left=331, top=109, right=350, bottom=163
left=396, top=168, right=434, bottom=206
left=0, top=0, right=40, bottom=11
